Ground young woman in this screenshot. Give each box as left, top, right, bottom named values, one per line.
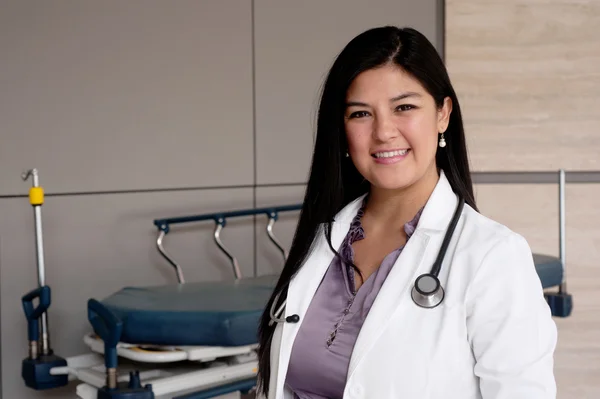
left=256, top=26, right=557, bottom=399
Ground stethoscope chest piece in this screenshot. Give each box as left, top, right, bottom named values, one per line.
left=411, top=273, right=444, bottom=309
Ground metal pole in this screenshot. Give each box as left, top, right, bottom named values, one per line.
left=22, top=169, right=50, bottom=356
left=107, top=368, right=117, bottom=389
left=559, top=169, right=567, bottom=295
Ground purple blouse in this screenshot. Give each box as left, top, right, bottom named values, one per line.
left=285, top=201, right=423, bottom=399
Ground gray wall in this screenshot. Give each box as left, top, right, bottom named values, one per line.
left=0, top=1, right=441, bottom=397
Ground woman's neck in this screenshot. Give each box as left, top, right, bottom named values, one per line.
left=363, top=168, right=440, bottom=233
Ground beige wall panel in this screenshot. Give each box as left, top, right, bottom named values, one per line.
left=254, top=0, right=441, bottom=184
left=0, top=0, right=254, bottom=195
left=446, top=0, right=600, bottom=171
left=0, top=188, right=254, bottom=398
left=474, top=183, right=600, bottom=397
left=255, top=186, right=305, bottom=276
left=447, top=0, right=600, bottom=393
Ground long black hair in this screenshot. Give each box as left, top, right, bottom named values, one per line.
left=256, top=26, right=477, bottom=395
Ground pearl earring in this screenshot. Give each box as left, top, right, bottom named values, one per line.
left=438, top=132, right=446, bottom=148
left=345, top=151, right=349, bottom=157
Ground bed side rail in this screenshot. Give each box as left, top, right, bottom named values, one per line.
left=153, top=204, right=302, bottom=283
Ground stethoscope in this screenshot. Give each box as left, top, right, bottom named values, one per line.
left=269, top=196, right=465, bottom=326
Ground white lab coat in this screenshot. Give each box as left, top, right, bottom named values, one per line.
left=259, top=171, right=557, bottom=399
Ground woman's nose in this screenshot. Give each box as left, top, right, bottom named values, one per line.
left=372, top=112, right=398, bottom=142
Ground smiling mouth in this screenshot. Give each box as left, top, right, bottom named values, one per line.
left=372, top=149, right=410, bottom=159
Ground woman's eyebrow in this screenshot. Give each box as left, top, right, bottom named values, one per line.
left=390, top=92, right=422, bottom=101
left=346, top=92, right=422, bottom=107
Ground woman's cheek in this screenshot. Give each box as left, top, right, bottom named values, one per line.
left=401, top=114, right=438, bottom=151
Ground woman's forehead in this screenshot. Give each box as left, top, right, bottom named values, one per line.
left=346, top=65, right=426, bottom=100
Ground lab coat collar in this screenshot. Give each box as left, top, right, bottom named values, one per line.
left=414, top=169, right=459, bottom=232
left=331, top=169, right=459, bottom=234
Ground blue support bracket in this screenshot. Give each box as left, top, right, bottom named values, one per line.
left=22, top=286, right=51, bottom=343
left=21, top=285, right=68, bottom=390
left=88, top=299, right=155, bottom=399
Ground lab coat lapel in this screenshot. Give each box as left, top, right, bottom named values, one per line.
left=345, top=228, right=431, bottom=379
left=346, top=171, right=459, bottom=379
left=274, top=194, right=368, bottom=398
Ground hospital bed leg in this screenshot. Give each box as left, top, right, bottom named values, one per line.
left=544, top=169, right=573, bottom=318
left=20, top=169, right=69, bottom=390
left=87, top=299, right=155, bottom=398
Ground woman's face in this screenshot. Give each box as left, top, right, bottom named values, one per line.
left=344, top=63, right=452, bottom=192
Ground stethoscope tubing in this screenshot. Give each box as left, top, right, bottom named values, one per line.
left=269, top=195, right=465, bottom=324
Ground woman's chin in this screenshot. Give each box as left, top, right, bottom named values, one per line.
left=367, top=165, right=439, bottom=194
left=368, top=176, right=415, bottom=192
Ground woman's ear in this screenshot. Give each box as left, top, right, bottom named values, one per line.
left=437, top=97, right=453, bottom=133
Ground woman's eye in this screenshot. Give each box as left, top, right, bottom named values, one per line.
left=349, top=111, right=370, bottom=118
left=396, top=104, right=415, bottom=111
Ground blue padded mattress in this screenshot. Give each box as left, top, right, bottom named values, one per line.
left=96, top=254, right=562, bottom=347
left=97, top=274, right=279, bottom=347
left=533, top=253, right=563, bottom=289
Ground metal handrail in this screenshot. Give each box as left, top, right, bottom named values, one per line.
left=154, top=204, right=302, bottom=282
left=153, top=204, right=302, bottom=233
left=471, top=170, right=600, bottom=184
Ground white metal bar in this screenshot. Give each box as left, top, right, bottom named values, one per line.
left=148, top=362, right=257, bottom=397
left=75, top=360, right=256, bottom=398
left=559, top=169, right=567, bottom=294
left=83, top=333, right=257, bottom=364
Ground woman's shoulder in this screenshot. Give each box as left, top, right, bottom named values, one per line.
left=460, top=203, right=531, bottom=253
left=458, top=204, right=539, bottom=288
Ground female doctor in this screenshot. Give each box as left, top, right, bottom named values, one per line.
left=256, top=26, right=557, bottom=399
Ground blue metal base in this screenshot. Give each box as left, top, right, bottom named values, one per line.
left=545, top=292, right=573, bottom=318
left=97, top=386, right=154, bottom=399
left=97, top=387, right=154, bottom=399
left=174, top=378, right=256, bottom=399
left=97, top=385, right=154, bottom=399
left=97, top=371, right=154, bottom=399
left=21, top=354, right=68, bottom=390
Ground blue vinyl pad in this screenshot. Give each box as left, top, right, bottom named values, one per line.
left=98, top=274, right=279, bottom=347
left=532, top=253, right=563, bottom=289
left=96, top=254, right=562, bottom=347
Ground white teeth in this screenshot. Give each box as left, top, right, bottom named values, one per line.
left=374, top=149, right=408, bottom=158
